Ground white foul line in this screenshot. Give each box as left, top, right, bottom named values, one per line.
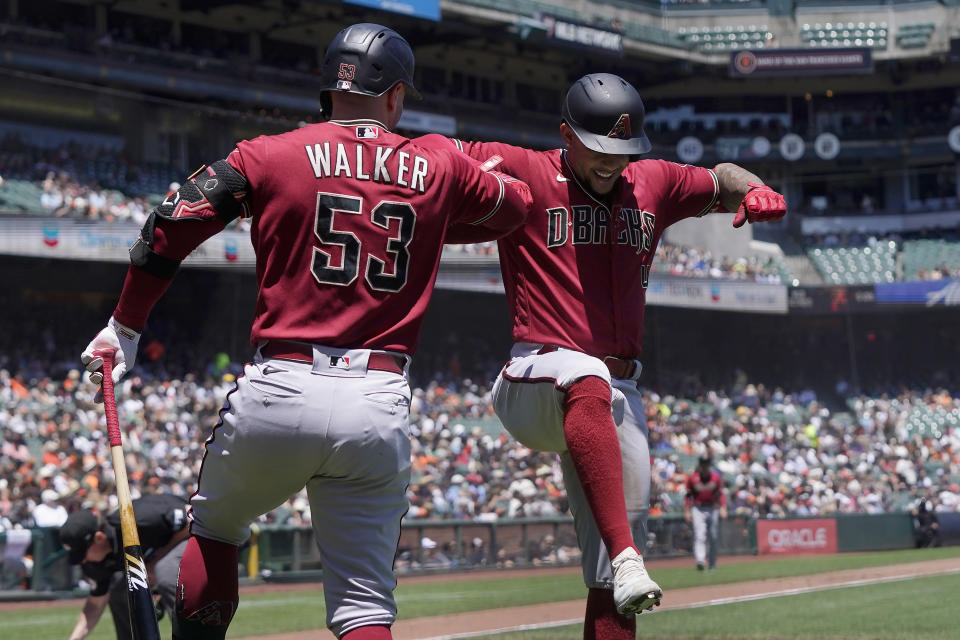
left=668, top=567, right=960, bottom=610
left=414, top=567, right=960, bottom=640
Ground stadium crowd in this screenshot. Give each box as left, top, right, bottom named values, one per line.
left=652, top=244, right=785, bottom=283
left=0, top=134, right=175, bottom=207
left=2, top=352, right=957, bottom=538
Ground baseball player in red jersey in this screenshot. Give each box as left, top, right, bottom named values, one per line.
left=79, top=24, right=531, bottom=640
left=418, top=73, right=785, bottom=640
left=684, top=453, right=728, bottom=570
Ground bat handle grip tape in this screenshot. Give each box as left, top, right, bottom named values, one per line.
left=92, top=348, right=122, bottom=447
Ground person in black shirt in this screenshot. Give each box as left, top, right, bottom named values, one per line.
left=911, top=499, right=941, bottom=548
left=59, top=494, right=190, bottom=640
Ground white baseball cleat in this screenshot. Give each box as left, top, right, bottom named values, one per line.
left=611, top=547, right=663, bottom=615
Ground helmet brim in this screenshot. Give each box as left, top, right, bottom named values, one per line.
left=568, top=121, right=651, bottom=156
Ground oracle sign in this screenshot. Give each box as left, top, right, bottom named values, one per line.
left=756, top=518, right=838, bottom=555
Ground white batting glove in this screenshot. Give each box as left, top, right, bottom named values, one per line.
left=81, top=317, right=141, bottom=386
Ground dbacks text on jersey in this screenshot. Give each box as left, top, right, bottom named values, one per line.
left=546, top=205, right=655, bottom=253
left=545, top=205, right=656, bottom=288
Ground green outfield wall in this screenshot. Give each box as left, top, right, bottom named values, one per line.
left=835, top=514, right=916, bottom=551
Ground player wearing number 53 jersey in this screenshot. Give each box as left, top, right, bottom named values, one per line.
left=79, top=24, right=531, bottom=640
left=419, top=73, right=785, bottom=640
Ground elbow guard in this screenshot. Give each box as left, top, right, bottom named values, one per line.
left=158, top=160, right=249, bottom=224
left=130, top=160, right=250, bottom=279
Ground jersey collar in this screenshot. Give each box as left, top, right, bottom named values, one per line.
left=328, top=118, right=391, bottom=132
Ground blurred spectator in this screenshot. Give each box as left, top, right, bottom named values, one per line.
left=32, top=489, right=68, bottom=528
left=654, top=243, right=784, bottom=283
left=911, top=499, right=940, bottom=548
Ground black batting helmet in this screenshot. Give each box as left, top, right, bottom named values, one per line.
left=561, top=73, right=651, bottom=158
left=319, top=23, right=421, bottom=103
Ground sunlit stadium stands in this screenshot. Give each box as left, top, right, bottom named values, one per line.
left=902, top=404, right=959, bottom=438
left=675, top=24, right=772, bottom=52
left=807, top=241, right=897, bottom=285
left=0, top=179, right=43, bottom=212
left=799, top=21, right=888, bottom=49
left=901, top=239, right=960, bottom=280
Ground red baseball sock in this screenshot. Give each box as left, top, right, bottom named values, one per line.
left=341, top=625, right=392, bottom=639
left=563, top=376, right=636, bottom=560
left=175, top=534, right=239, bottom=638
left=584, top=588, right=636, bottom=640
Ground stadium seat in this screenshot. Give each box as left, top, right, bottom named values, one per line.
left=901, top=239, right=960, bottom=280
left=808, top=241, right=897, bottom=285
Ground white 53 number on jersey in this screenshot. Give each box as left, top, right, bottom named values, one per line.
left=310, top=192, right=416, bottom=293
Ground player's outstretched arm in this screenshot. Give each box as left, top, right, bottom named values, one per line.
left=415, top=134, right=534, bottom=243
left=439, top=149, right=532, bottom=244
left=68, top=594, right=109, bottom=640
left=713, top=162, right=786, bottom=228
left=81, top=159, right=250, bottom=387
left=446, top=168, right=532, bottom=243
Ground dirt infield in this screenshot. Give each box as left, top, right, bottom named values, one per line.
left=241, top=556, right=960, bottom=640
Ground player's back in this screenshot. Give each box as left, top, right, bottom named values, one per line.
left=232, top=119, right=495, bottom=354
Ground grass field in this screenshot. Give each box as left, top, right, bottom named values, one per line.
left=1, top=547, right=957, bottom=639
left=468, top=572, right=960, bottom=640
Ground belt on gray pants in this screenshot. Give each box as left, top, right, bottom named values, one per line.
left=536, top=345, right=642, bottom=380
left=260, top=340, right=405, bottom=374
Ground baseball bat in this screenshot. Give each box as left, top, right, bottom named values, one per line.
left=94, top=349, right=162, bottom=640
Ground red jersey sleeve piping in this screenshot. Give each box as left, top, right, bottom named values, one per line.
left=467, top=173, right=506, bottom=226
left=695, top=168, right=720, bottom=217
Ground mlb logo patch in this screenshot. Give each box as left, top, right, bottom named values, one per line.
left=356, top=126, right=379, bottom=139
left=337, top=80, right=352, bottom=90
left=329, top=355, right=351, bottom=369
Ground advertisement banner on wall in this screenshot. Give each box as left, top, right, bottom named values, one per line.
left=756, top=518, right=838, bottom=555
left=0, top=217, right=256, bottom=268
left=646, top=277, right=788, bottom=313
left=874, top=279, right=960, bottom=307
left=787, top=285, right=877, bottom=314
left=344, top=0, right=440, bottom=21
left=730, top=48, right=873, bottom=77
left=543, top=15, right=623, bottom=55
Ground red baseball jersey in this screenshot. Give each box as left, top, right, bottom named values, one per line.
left=114, top=120, right=529, bottom=354
left=685, top=469, right=727, bottom=508
left=437, top=138, right=719, bottom=358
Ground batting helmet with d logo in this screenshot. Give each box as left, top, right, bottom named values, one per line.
left=561, top=73, right=651, bottom=159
